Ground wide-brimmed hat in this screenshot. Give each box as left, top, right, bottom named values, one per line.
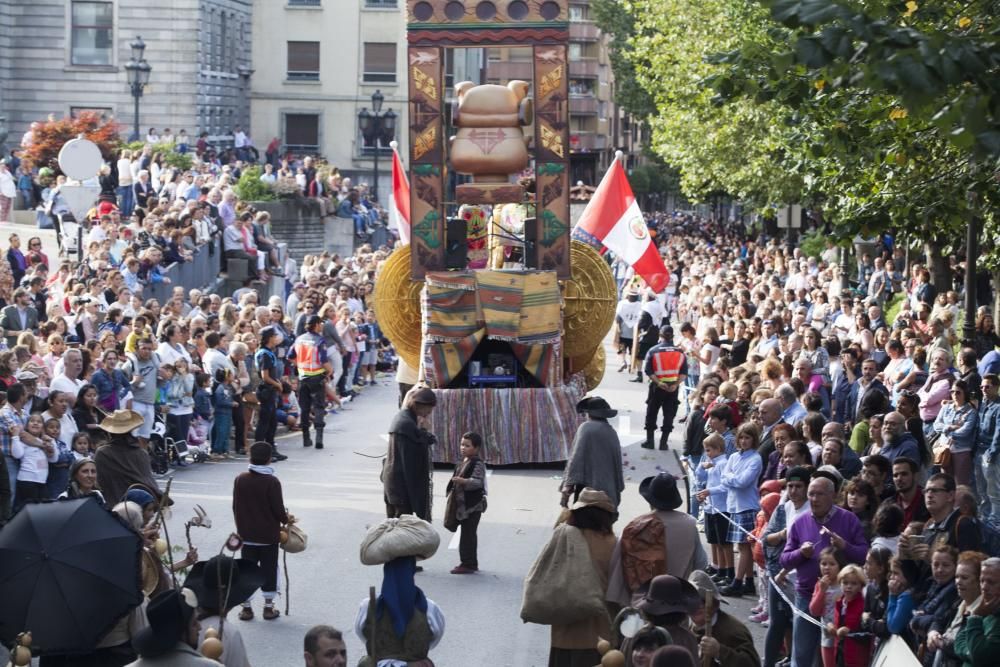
left=182, top=555, right=264, bottom=612
left=132, top=589, right=197, bottom=657
left=636, top=575, right=701, bottom=616
left=639, top=473, right=683, bottom=511
left=575, top=396, right=617, bottom=419
left=688, top=569, right=729, bottom=605
left=570, top=488, right=617, bottom=514
left=99, top=409, right=144, bottom=434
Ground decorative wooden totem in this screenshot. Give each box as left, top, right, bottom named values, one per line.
left=406, top=0, right=571, bottom=279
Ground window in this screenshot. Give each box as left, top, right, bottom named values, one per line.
left=569, top=4, right=588, bottom=21
left=568, top=43, right=583, bottom=60
left=288, top=0, right=321, bottom=5
left=365, top=0, right=397, bottom=7
left=71, top=1, right=113, bottom=66
left=287, top=41, right=320, bottom=81
left=363, top=42, right=396, bottom=83
left=285, top=113, right=320, bottom=153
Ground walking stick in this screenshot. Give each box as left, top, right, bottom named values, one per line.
left=702, top=590, right=714, bottom=667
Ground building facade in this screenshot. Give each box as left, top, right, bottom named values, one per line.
left=0, top=0, right=251, bottom=149
left=249, top=0, right=407, bottom=196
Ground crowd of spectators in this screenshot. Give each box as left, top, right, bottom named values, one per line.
left=608, top=212, right=1000, bottom=666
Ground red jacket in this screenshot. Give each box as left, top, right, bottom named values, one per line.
left=833, top=593, right=871, bottom=667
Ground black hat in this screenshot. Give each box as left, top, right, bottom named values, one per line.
left=659, top=325, right=673, bottom=340
left=785, top=466, right=812, bottom=485
left=635, top=575, right=701, bottom=616
left=305, top=314, right=323, bottom=329
left=575, top=396, right=618, bottom=419
left=639, top=473, right=683, bottom=511
left=182, top=555, right=264, bottom=612
left=132, top=589, right=196, bottom=657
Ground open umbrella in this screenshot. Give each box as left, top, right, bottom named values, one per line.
left=0, top=497, right=143, bottom=654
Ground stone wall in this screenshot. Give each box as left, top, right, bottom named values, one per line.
left=254, top=198, right=355, bottom=262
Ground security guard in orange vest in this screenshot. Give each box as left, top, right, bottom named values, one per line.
left=290, top=315, right=332, bottom=449
left=642, top=325, right=688, bottom=450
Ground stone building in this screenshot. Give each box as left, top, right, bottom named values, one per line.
left=0, top=0, right=252, bottom=148
left=249, top=0, right=408, bottom=196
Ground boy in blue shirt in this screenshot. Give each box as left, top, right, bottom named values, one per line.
left=696, top=433, right=733, bottom=584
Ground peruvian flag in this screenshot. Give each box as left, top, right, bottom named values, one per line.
left=573, top=156, right=670, bottom=292
left=388, top=142, right=411, bottom=244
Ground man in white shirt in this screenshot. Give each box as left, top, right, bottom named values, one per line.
left=49, top=349, right=87, bottom=406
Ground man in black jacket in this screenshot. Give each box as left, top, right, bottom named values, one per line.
left=383, top=387, right=437, bottom=521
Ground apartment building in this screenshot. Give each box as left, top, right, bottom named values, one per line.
left=249, top=0, right=408, bottom=195
left=0, top=0, right=252, bottom=146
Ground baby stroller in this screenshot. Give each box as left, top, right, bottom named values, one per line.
left=149, top=411, right=200, bottom=474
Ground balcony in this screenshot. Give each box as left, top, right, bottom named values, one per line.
left=569, top=22, right=600, bottom=42
left=569, top=95, right=598, bottom=115
left=568, top=58, right=599, bottom=78
left=483, top=60, right=533, bottom=81
left=569, top=132, right=608, bottom=152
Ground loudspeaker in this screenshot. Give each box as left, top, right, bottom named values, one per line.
left=522, top=216, right=538, bottom=269
left=445, top=217, right=468, bottom=269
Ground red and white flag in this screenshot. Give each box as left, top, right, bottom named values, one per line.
left=388, top=142, right=411, bottom=245
left=572, top=155, right=670, bottom=292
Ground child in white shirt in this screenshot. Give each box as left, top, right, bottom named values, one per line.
left=13, top=413, right=57, bottom=510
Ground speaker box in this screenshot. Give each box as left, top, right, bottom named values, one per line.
left=445, top=218, right=468, bottom=269
left=522, top=217, right=538, bottom=269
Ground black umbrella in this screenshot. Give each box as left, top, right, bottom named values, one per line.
left=0, top=497, right=143, bottom=654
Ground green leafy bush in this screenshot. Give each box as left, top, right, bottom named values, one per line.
left=233, top=166, right=276, bottom=202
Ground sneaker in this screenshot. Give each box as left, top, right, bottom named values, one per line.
left=750, top=604, right=763, bottom=615
left=749, top=611, right=769, bottom=624
left=271, top=452, right=289, bottom=462
left=761, top=619, right=770, bottom=628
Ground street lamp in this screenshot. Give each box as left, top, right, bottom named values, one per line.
left=357, top=90, right=396, bottom=201
left=124, top=36, right=152, bottom=142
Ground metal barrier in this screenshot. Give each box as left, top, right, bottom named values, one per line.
left=144, top=239, right=288, bottom=304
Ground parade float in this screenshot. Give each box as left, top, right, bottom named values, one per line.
left=373, top=0, right=617, bottom=465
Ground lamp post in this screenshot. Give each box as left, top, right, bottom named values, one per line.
left=123, top=36, right=152, bottom=142
left=357, top=90, right=397, bottom=201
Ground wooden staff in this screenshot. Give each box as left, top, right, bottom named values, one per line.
left=702, top=589, right=714, bottom=667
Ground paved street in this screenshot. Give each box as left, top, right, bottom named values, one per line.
left=159, top=339, right=764, bottom=665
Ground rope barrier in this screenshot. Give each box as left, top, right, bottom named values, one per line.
left=695, top=490, right=828, bottom=630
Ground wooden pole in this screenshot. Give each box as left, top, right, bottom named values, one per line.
left=702, top=590, right=714, bottom=667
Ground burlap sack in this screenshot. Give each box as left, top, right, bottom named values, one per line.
left=520, top=524, right=608, bottom=625
left=359, top=516, right=441, bottom=565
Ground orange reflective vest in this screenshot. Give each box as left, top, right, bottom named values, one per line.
left=649, top=348, right=685, bottom=383
left=293, top=333, right=326, bottom=377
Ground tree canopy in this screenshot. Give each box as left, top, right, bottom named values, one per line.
left=601, top=0, right=1000, bottom=261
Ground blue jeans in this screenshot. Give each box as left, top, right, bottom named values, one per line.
left=19, top=188, right=33, bottom=209
left=687, top=455, right=703, bottom=519
left=5, top=454, right=18, bottom=512
left=117, top=185, right=134, bottom=217
left=984, top=452, right=1000, bottom=524
left=792, top=591, right=821, bottom=667
left=764, top=579, right=794, bottom=667
left=211, top=411, right=232, bottom=454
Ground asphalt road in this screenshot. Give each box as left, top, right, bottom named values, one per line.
left=158, top=340, right=766, bottom=665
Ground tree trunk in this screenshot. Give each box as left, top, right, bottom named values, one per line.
left=993, top=270, right=1000, bottom=336
left=924, top=241, right=950, bottom=292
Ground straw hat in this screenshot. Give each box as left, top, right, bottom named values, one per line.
left=99, top=409, right=145, bottom=434
left=569, top=488, right=617, bottom=514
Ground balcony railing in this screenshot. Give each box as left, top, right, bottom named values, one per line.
left=569, top=22, right=600, bottom=41
left=568, top=58, right=599, bottom=78
left=288, top=0, right=321, bottom=6
left=569, top=132, right=607, bottom=151
left=569, top=96, right=598, bottom=115
left=365, top=0, right=398, bottom=7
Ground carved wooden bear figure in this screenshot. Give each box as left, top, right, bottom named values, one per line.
left=450, top=80, right=532, bottom=183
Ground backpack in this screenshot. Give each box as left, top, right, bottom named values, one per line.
left=619, top=512, right=667, bottom=594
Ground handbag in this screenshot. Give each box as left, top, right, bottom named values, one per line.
left=443, top=492, right=459, bottom=533
left=932, top=436, right=952, bottom=468
left=280, top=523, right=307, bottom=554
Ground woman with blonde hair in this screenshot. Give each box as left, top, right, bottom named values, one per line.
left=218, top=302, right=238, bottom=335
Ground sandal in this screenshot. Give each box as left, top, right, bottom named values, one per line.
left=238, top=607, right=254, bottom=621
left=262, top=606, right=280, bottom=620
